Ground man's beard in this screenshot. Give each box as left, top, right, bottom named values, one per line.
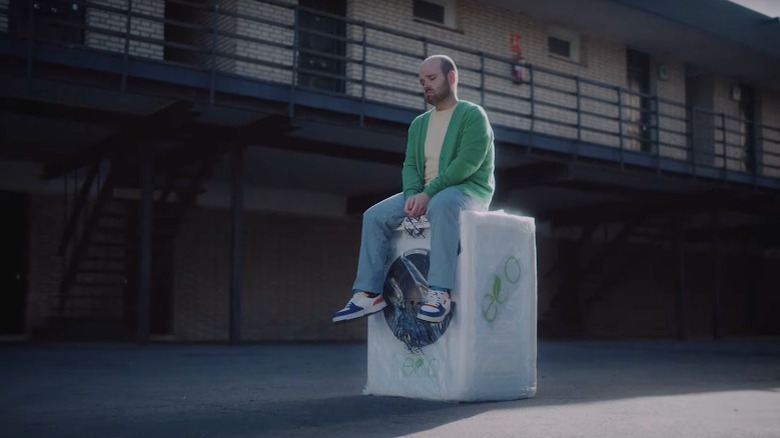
left=425, top=82, right=451, bottom=106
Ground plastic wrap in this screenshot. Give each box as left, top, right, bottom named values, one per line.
left=365, top=210, right=537, bottom=402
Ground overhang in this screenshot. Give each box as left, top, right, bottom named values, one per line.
left=482, top=0, right=780, bottom=90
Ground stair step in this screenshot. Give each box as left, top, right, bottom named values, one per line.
left=88, top=241, right=125, bottom=248
left=83, top=256, right=126, bottom=262
left=73, top=281, right=126, bottom=288
left=153, top=213, right=180, bottom=221
left=75, top=268, right=126, bottom=274
left=113, top=178, right=206, bottom=191
left=35, top=317, right=130, bottom=342
left=632, top=230, right=664, bottom=237
left=99, top=212, right=126, bottom=220
left=55, top=294, right=124, bottom=299
left=95, top=226, right=126, bottom=234
left=97, top=221, right=126, bottom=229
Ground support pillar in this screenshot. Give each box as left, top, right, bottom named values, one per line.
left=711, top=211, right=722, bottom=340
left=745, top=245, right=760, bottom=334
left=229, top=148, right=245, bottom=344
left=137, top=144, right=154, bottom=345
left=674, top=219, right=687, bottom=340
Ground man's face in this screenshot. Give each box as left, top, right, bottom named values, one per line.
left=418, top=60, right=451, bottom=106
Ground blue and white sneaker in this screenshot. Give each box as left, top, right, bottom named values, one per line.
left=332, top=292, right=387, bottom=323
left=417, top=289, right=451, bottom=323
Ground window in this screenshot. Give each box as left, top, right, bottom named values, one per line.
left=9, top=0, right=84, bottom=45
left=296, top=0, right=347, bottom=93
left=547, top=26, right=581, bottom=63
left=413, top=0, right=456, bottom=28
left=548, top=37, right=570, bottom=58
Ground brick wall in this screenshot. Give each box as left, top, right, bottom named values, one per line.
left=164, top=0, right=237, bottom=72
left=206, top=0, right=717, bottom=163
left=346, top=0, right=691, bottom=152
left=26, top=194, right=129, bottom=332
left=760, top=89, right=780, bottom=177
left=234, top=0, right=295, bottom=84
left=18, top=190, right=780, bottom=341
left=556, top=238, right=780, bottom=339
left=86, top=0, right=164, bottom=60
left=211, top=0, right=238, bottom=72
left=534, top=32, right=626, bottom=148
left=173, top=207, right=366, bottom=341
left=169, top=203, right=780, bottom=341
left=654, top=58, right=688, bottom=160
left=711, top=76, right=749, bottom=171
left=26, top=195, right=64, bottom=332
left=350, top=0, right=443, bottom=109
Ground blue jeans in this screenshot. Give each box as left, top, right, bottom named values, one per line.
left=352, top=187, right=488, bottom=294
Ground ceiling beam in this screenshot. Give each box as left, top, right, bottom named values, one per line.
left=497, top=162, right=571, bottom=192
left=0, top=95, right=138, bottom=125
left=546, top=190, right=726, bottom=226
left=346, top=190, right=398, bottom=216
left=545, top=179, right=676, bottom=199
left=184, top=116, right=404, bottom=166
left=42, top=101, right=195, bottom=179
left=684, top=222, right=780, bottom=247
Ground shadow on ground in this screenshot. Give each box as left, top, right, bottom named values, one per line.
left=1, top=340, right=779, bottom=437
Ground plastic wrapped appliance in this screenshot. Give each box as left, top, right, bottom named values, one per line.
left=365, top=210, right=537, bottom=402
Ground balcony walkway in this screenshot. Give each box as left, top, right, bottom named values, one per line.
left=1, top=0, right=779, bottom=192
left=2, top=339, right=779, bottom=437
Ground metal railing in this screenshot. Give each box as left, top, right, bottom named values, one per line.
left=2, top=0, right=779, bottom=181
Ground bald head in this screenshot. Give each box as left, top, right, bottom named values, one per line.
left=420, top=55, right=458, bottom=86
left=419, top=55, right=459, bottom=110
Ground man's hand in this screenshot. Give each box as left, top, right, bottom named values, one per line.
left=404, top=193, right=431, bottom=219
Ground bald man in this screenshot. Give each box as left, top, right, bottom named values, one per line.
left=333, top=55, right=495, bottom=324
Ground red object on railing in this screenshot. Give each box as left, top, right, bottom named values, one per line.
left=512, top=55, right=528, bottom=84
left=510, top=33, right=521, bottom=53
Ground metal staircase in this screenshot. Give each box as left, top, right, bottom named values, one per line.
left=47, top=149, right=218, bottom=340
left=542, top=215, right=672, bottom=336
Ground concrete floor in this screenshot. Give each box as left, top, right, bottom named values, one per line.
left=1, top=339, right=779, bottom=437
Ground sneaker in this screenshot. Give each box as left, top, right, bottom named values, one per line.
left=417, top=289, right=451, bottom=323
left=332, top=292, right=387, bottom=323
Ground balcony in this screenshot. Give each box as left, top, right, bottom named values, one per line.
left=0, top=0, right=779, bottom=190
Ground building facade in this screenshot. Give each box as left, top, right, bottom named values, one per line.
left=1, top=0, right=779, bottom=342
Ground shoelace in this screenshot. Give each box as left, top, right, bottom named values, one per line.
left=424, top=290, right=446, bottom=308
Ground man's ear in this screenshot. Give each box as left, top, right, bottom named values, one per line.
left=448, top=70, right=456, bottom=85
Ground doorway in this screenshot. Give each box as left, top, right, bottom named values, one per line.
left=738, top=84, right=756, bottom=173
left=9, top=0, right=85, bottom=45
left=0, top=192, right=27, bottom=335
left=296, top=0, right=347, bottom=93
left=625, top=49, right=653, bottom=152
left=124, top=201, right=174, bottom=336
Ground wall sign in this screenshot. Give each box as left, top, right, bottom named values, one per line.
left=510, top=33, right=521, bottom=53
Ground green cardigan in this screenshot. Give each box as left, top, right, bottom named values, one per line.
left=402, top=100, right=495, bottom=204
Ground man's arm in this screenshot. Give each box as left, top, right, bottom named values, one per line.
left=402, top=122, right=424, bottom=198
left=423, top=105, right=492, bottom=199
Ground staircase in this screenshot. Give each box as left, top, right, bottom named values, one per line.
left=45, top=150, right=219, bottom=341
left=542, top=216, right=671, bottom=336
left=578, top=220, right=669, bottom=309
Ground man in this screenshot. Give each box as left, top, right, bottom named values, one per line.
left=332, top=54, right=495, bottom=324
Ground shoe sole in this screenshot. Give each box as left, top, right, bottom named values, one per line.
left=417, top=311, right=448, bottom=323
left=332, top=301, right=387, bottom=323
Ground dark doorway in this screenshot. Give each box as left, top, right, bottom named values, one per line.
left=0, top=192, right=28, bottom=335
left=625, top=49, right=653, bottom=152
left=9, top=0, right=85, bottom=45
left=164, top=1, right=209, bottom=67
left=738, top=84, right=756, bottom=173
left=124, top=202, right=174, bottom=336
left=296, top=0, right=347, bottom=93
left=685, top=68, right=715, bottom=165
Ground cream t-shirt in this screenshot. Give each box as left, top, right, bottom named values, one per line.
left=424, top=106, right=455, bottom=186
